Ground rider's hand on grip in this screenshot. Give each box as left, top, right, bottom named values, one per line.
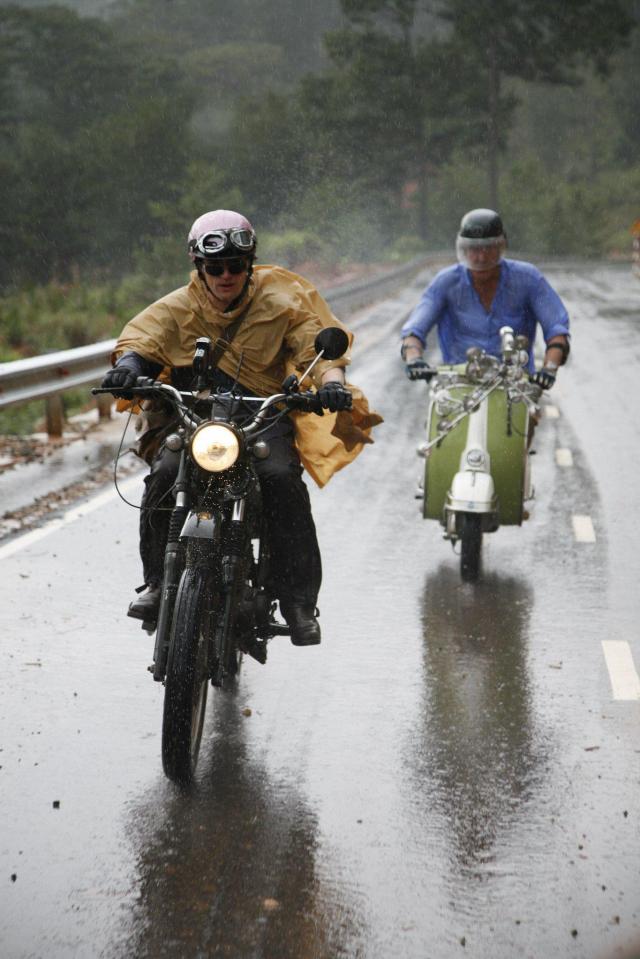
left=529, top=367, right=556, bottom=390
left=405, top=358, right=435, bottom=382
left=286, top=391, right=323, bottom=415
left=317, top=381, right=352, bottom=412
left=101, top=366, right=140, bottom=397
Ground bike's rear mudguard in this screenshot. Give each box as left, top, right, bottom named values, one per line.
left=423, top=365, right=530, bottom=526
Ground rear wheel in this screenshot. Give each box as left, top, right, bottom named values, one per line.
left=162, top=567, right=212, bottom=784
left=459, top=513, right=482, bottom=582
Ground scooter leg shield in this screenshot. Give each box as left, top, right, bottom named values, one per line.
left=447, top=470, right=496, bottom=512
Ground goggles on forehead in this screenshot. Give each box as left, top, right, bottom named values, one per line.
left=194, top=228, right=256, bottom=256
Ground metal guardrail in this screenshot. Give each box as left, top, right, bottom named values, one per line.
left=0, top=256, right=431, bottom=434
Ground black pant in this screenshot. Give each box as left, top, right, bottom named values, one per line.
left=139, top=416, right=322, bottom=608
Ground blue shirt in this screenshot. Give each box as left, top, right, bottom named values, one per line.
left=401, top=258, right=570, bottom=371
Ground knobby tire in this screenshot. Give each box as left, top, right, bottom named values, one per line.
left=162, top=567, right=211, bottom=783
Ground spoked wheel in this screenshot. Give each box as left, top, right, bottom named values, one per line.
left=162, top=567, right=212, bottom=784
left=459, top=512, right=482, bottom=582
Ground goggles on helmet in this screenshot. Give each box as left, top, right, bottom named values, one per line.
left=193, top=228, right=256, bottom=257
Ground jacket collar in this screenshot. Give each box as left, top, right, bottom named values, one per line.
left=188, top=270, right=256, bottom=322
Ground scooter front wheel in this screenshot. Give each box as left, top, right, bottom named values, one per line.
left=459, top=513, right=482, bottom=582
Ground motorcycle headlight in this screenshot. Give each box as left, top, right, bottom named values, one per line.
left=191, top=423, right=240, bottom=472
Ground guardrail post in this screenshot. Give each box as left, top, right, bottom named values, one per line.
left=96, top=393, right=112, bottom=421
left=45, top=394, right=65, bottom=438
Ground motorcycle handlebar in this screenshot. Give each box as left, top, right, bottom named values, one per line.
left=92, top=379, right=325, bottom=427
left=410, top=368, right=435, bottom=382
left=283, top=391, right=324, bottom=414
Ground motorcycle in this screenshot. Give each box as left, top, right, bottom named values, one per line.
left=411, top=326, right=542, bottom=581
left=93, top=327, right=348, bottom=784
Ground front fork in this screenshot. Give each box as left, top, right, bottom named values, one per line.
left=213, top=499, right=246, bottom=685
left=152, top=455, right=190, bottom=682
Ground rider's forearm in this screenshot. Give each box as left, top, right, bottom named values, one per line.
left=321, top=367, right=346, bottom=386
left=544, top=336, right=569, bottom=367
left=401, top=335, right=425, bottom=360
left=113, top=350, right=164, bottom=378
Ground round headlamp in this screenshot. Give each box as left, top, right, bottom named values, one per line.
left=191, top=423, right=240, bottom=472
left=466, top=448, right=486, bottom=469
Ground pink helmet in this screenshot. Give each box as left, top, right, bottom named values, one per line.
left=188, top=210, right=256, bottom=260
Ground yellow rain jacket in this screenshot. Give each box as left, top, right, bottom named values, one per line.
left=113, top=265, right=382, bottom=487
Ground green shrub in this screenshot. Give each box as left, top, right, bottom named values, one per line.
left=258, top=229, right=326, bottom=268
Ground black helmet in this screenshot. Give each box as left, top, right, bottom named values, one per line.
left=456, top=208, right=506, bottom=271
left=458, top=208, right=505, bottom=240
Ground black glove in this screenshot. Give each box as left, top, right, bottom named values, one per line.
left=529, top=367, right=557, bottom=391
left=405, top=358, right=436, bottom=382
left=101, top=351, right=161, bottom=398
left=317, top=381, right=352, bottom=412
left=101, top=366, right=140, bottom=395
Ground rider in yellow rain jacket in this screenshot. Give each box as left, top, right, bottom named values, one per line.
left=103, top=210, right=381, bottom=646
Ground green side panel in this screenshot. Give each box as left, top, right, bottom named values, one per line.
left=424, top=368, right=529, bottom=526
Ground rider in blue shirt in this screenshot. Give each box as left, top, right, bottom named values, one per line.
left=400, top=209, right=570, bottom=388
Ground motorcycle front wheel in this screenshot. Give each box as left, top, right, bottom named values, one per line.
left=459, top=512, right=482, bottom=582
left=162, top=567, right=211, bottom=784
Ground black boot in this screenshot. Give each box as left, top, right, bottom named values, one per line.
left=280, top=603, right=321, bottom=647
left=128, top=584, right=162, bottom=623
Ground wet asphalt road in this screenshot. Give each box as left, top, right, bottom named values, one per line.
left=1, top=262, right=640, bottom=959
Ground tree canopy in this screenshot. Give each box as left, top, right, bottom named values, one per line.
left=0, top=0, right=638, bottom=298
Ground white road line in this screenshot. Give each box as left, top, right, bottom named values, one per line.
left=556, top=448, right=573, bottom=467
left=602, top=641, right=640, bottom=701
left=545, top=404, right=560, bottom=419
left=0, top=475, right=142, bottom=561
left=572, top=514, right=596, bottom=543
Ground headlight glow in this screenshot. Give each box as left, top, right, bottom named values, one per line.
left=191, top=423, right=240, bottom=472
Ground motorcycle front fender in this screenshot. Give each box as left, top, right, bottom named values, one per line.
left=176, top=510, right=224, bottom=574
left=180, top=510, right=223, bottom=544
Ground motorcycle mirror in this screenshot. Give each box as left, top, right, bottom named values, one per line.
left=515, top=335, right=529, bottom=350
left=314, top=327, right=349, bottom=360
left=466, top=346, right=483, bottom=361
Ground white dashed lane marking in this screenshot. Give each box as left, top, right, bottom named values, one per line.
left=572, top=514, right=596, bottom=543
left=602, top=641, right=640, bottom=700
left=555, top=448, right=573, bottom=467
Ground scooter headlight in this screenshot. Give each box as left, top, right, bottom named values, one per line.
left=466, top=448, right=486, bottom=469
left=191, top=423, right=240, bottom=472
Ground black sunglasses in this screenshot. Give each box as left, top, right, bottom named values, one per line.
left=203, top=257, right=248, bottom=277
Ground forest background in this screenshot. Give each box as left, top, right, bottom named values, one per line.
left=0, top=0, right=639, bottom=372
